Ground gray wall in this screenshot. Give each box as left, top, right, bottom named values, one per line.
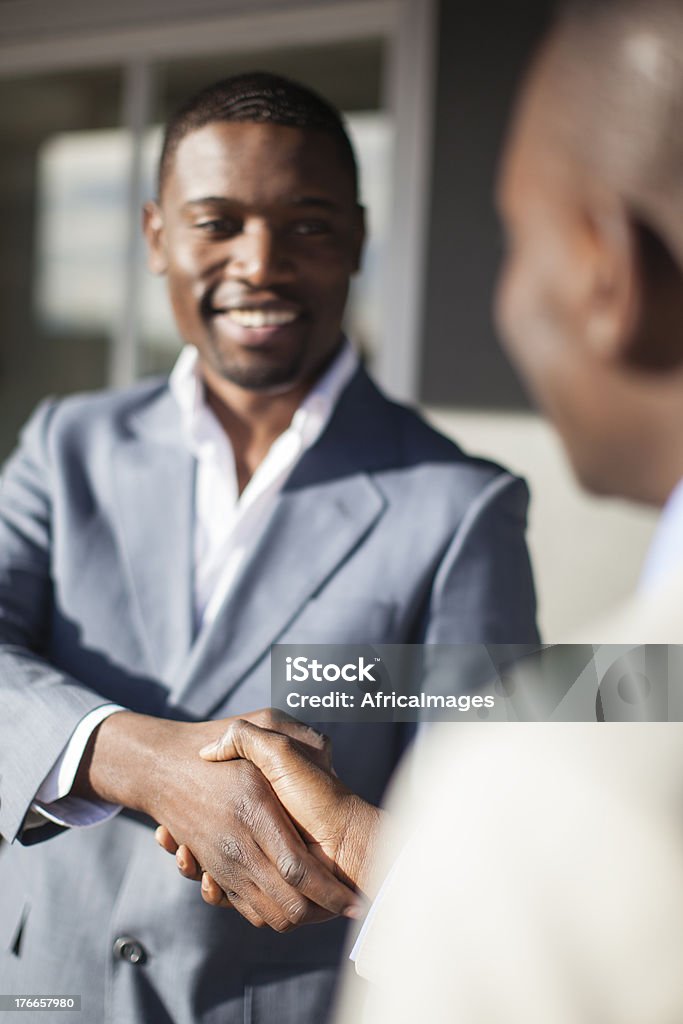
left=419, top=0, right=554, bottom=408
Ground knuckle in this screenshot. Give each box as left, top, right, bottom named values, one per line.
left=215, top=721, right=240, bottom=757
left=233, top=793, right=258, bottom=829
left=285, top=899, right=308, bottom=926
left=272, top=916, right=294, bottom=934
left=250, top=708, right=276, bottom=730
left=276, top=853, right=307, bottom=888
left=271, top=732, right=293, bottom=758
left=222, top=720, right=240, bottom=746
left=306, top=725, right=329, bottom=748
left=220, top=836, right=247, bottom=866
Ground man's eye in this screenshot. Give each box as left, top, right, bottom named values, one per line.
left=291, top=220, right=331, bottom=236
left=194, top=219, right=239, bottom=236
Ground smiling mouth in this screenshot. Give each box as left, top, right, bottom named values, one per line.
left=218, top=308, right=301, bottom=329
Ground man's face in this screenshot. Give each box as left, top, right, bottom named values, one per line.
left=495, top=65, right=624, bottom=493
left=144, top=121, right=364, bottom=392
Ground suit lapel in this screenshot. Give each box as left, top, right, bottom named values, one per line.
left=171, top=472, right=386, bottom=717
left=111, top=388, right=195, bottom=680
left=171, top=368, right=398, bottom=718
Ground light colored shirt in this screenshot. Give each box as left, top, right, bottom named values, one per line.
left=29, top=340, right=358, bottom=830
left=639, top=477, right=683, bottom=592
left=341, top=722, right=683, bottom=1024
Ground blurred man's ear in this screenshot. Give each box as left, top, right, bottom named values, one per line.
left=584, top=199, right=683, bottom=372
left=142, top=201, right=168, bottom=275
left=580, top=200, right=642, bottom=366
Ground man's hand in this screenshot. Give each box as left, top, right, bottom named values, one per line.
left=73, top=708, right=361, bottom=932
left=156, top=713, right=385, bottom=909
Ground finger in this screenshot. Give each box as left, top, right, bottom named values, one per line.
left=176, top=844, right=202, bottom=881
left=229, top=782, right=362, bottom=920
left=247, top=710, right=331, bottom=763
left=196, top=830, right=322, bottom=931
left=208, top=878, right=338, bottom=927
left=217, top=867, right=356, bottom=931
left=205, top=722, right=345, bottom=854
left=208, top=719, right=331, bottom=795
left=200, top=714, right=331, bottom=770
left=255, top=843, right=362, bottom=922
left=206, top=883, right=266, bottom=928
left=198, top=724, right=239, bottom=762
left=201, top=872, right=232, bottom=907
left=209, top=865, right=310, bottom=932
left=155, top=825, right=179, bottom=855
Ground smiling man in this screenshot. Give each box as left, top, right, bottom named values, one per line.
left=150, top=121, right=361, bottom=386
left=0, top=73, right=538, bottom=1024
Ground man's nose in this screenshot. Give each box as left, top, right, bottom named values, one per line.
left=226, top=223, right=293, bottom=288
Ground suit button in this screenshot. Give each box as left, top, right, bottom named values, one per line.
left=113, top=935, right=146, bottom=965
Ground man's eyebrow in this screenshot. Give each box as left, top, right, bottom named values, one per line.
left=181, top=197, right=232, bottom=211
left=180, top=196, right=342, bottom=212
left=289, top=196, right=341, bottom=210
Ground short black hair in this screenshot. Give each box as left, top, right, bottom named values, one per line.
left=158, top=71, right=359, bottom=200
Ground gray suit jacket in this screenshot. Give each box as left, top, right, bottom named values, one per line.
left=0, top=366, right=538, bottom=1024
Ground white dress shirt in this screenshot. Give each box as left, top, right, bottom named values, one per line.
left=29, top=339, right=358, bottom=830
left=639, top=477, right=683, bottom=592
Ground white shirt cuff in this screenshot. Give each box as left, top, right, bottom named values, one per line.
left=349, top=853, right=403, bottom=969
left=28, top=704, right=126, bottom=829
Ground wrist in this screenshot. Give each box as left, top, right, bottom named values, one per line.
left=71, top=711, right=185, bottom=818
left=336, top=796, right=385, bottom=898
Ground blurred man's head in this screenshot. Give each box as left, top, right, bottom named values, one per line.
left=144, top=72, right=364, bottom=396
left=496, top=0, right=683, bottom=505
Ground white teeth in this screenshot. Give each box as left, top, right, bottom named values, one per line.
left=227, top=308, right=299, bottom=328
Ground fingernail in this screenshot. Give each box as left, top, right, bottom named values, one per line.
left=344, top=905, right=364, bottom=921
left=199, top=742, right=216, bottom=758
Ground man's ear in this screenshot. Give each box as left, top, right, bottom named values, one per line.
left=142, top=200, right=168, bottom=275
left=351, top=204, right=366, bottom=274
left=584, top=201, right=683, bottom=371
left=580, top=201, right=642, bottom=366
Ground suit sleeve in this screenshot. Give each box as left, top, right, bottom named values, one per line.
left=423, top=471, right=540, bottom=646
left=0, top=401, right=114, bottom=844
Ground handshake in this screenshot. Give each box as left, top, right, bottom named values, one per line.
left=150, top=710, right=384, bottom=932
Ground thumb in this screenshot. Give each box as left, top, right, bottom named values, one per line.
left=198, top=726, right=238, bottom=761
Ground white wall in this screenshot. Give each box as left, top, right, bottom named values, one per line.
left=424, top=408, right=658, bottom=641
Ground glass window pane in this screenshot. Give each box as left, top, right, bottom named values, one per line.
left=0, top=69, right=123, bottom=460
left=36, top=129, right=128, bottom=341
